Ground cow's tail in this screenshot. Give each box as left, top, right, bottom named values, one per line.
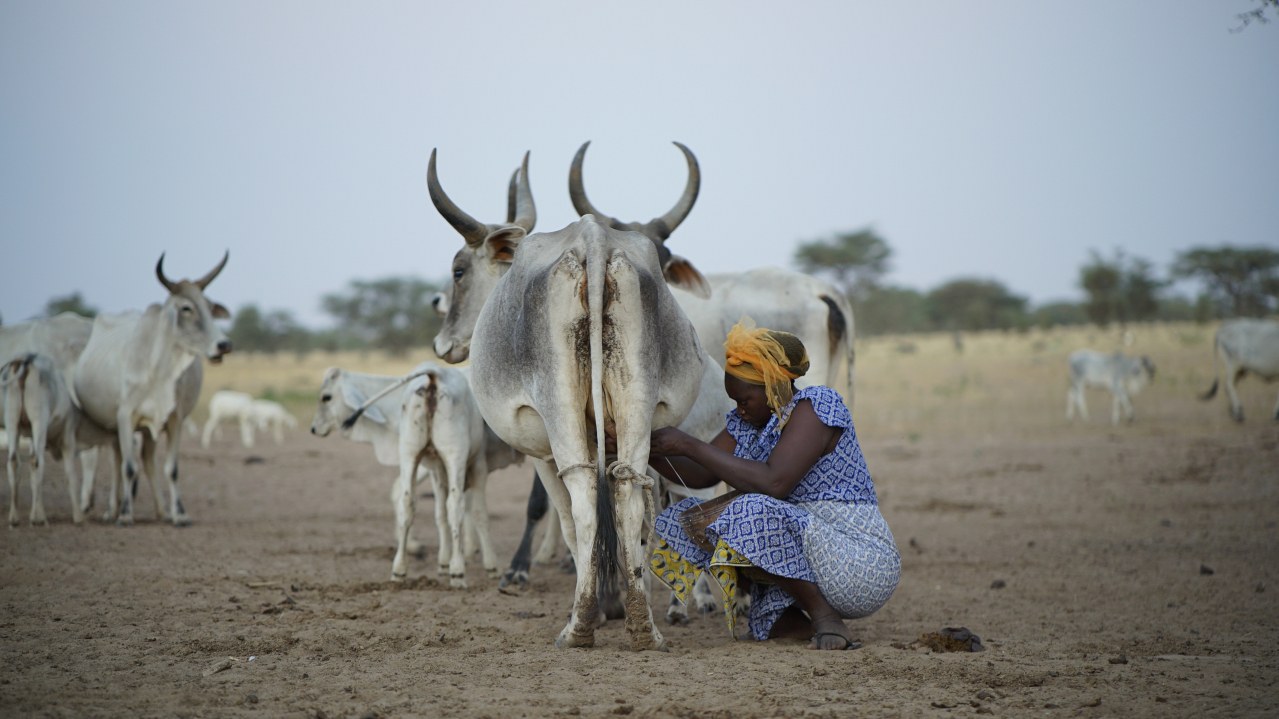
left=340, top=367, right=433, bottom=430
left=820, top=294, right=854, bottom=403
left=1199, top=331, right=1223, bottom=401
left=588, top=247, right=622, bottom=597
left=0, top=353, right=34, bottom=392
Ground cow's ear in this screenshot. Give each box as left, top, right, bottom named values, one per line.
left=485, top=227, right=524, bottom=264
left=210, top=302, right=231, bottom=319
left=340, top=384, right=388, bottom=425
left=664, top=255, right=711, bottom=299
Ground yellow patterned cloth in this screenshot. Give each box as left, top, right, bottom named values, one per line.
left=650, top=538, right=756, bottom=637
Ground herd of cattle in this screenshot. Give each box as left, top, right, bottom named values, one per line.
left=2, top=141, right=1278, bottom=650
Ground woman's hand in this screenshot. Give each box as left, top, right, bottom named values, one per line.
left=649, top=426, right=691, bottom=457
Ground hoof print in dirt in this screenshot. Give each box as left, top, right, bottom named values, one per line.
left=918, top=626, right=985, bottom=652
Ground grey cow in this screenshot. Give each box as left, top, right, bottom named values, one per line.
left=1200, top=318, right=1279, bottom=422
left=1066, top=349, right=1156, bottom=425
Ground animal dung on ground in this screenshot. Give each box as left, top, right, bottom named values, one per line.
left=919, top=626, right=985, bottom=652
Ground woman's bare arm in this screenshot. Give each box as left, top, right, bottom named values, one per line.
left=649, top=400, right=836, bottom=499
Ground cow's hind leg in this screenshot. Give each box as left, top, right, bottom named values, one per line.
left=5, top=436, right=18, bottom=528
left=1226, top=368, right=1247, bottom=422
left=609, top=462, right=665, bottom=651
left=542, top=459, right=601, bottom=649
left=390, top=461, right=422, bottom=581
left=464, top=458, right=498, bottom=580
left=27, top=417, right=49, bottom=526
left=501, top=471, right=548, bottom=589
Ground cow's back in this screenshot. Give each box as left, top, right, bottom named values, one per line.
left=469, top=218, right=703, bottom=457
left=1219, top=319, right=1279, bottom=377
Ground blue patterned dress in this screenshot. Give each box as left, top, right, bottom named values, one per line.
left=653, top=385, right=900, bottom=640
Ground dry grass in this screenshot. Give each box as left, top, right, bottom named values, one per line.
left=199, top=321, right=1275, bottom=438
left=851, top=321, right=1272, bottom=442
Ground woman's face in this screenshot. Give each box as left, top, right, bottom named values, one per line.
left=724, top=373, right=772, bottom=428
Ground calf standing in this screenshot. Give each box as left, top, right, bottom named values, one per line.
left=250, top=399, right=296, bottom=444
left=2, top=354, right=85, bottom=525
left=201, top=390, right=256, bottom=448
left=1067, top=349, right=1156, bottom=425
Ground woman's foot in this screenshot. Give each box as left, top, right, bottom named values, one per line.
left=808, top=616, right=860, bottom=650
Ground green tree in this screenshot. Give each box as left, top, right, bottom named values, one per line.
left=44, top=292, right=97, bottom=318
left=229, top=304, right=311, bottom=354
left=1078, top=250, right=1164, bottom=327
left=855, top=285, right=930, bottom=335
left=926, top=278, right=1028, bottom=331
left=1171, top=245, right=1279, bottom=318
left=1031, top=301, right=1087, bottom=328
left=793, top=228, right=892, bottom=301
left=1233, top=0, right=1279, bottom=31
left=320, top=276, right=443, bottom=355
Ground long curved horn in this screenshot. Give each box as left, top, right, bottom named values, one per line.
left=650, top=141, right=700, bottom=238
left=194, top=250, right=230, bottom=290
left=155, top=253, right=177, bottom=293
left=510, top=151, right=536, bottom=233
left=567, top=141, right=607, bottom=219
left=426, top=148, right=488, bottom=247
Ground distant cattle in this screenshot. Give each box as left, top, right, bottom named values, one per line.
left=73, top=253, right=231, bottom=526
left=201, top=390, right=256, bottom=448
left=1066, top=350, right=1155, bottom=425
left=428, top=147, right=706, bottom=650
left=250, top=399, right=297, bottom=444
left=1200, top=318, right=1279, bottom=422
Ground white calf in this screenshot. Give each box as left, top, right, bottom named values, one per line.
left=312, top=363, right=522, bottom=583
left=201, top=390, right=255, bottom=448
left=2, top=354, right=85, bottom=525
left=1067, top=349, right=1156, bottom=425
left=249, top=399, right=296, bottom=444
left=381, top=365, right=497, bottom=586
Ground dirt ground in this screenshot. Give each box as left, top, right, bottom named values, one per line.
left=3, top=333, right=1278, bottom=718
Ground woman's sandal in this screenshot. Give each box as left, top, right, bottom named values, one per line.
left=809, top=632, right=862, bottom=650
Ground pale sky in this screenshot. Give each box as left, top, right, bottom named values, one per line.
left=2, top=1, right=1276, bottom=328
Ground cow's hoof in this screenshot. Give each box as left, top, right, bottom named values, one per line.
left=499, top=569, right=529, bottom=590
left=172, top=515, right=192, bottom=528
left=449, top=575, right=467, bottom=589
left=115, top=516, right=134, bottom=527
left=554, top=629, right=595, bottom=649
left=485, top=567, right=500, bottom=579
left=665, top=609, right=690, bottom=626
left=390, top=571, right=407, bottom=582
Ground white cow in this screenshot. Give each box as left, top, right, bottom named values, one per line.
left=2, top=354, right=86, bottom=525
left=201, top=390, right=256, bottom=448
left=1066, top=349, right=1156, bottom=425
left=74, top=253, right=231, bottom=526
left=250, top=399, right=297, bottom=444
left=1200, top=318, right=1279, bottom=422
left=310, top=363, right=524, bottom=582
left=568, top=141, right=856, bottom=403
left=0, top=313, right=107, bottom=512
left=428, top=148, right=706, bottom=651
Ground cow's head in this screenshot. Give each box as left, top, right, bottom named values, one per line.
left=427, top=149, right=536, bottom=363
left=155, top=252, right=232, bottom=363
left=568, top=141, right=711, bottom=299
left=310, top=367, right=388, bottom=437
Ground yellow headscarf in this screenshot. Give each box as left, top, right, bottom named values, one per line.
left=723, top=320, right=810, bottom=418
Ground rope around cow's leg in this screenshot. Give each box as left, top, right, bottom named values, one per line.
left=607, top=461, right=658, bottom=548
